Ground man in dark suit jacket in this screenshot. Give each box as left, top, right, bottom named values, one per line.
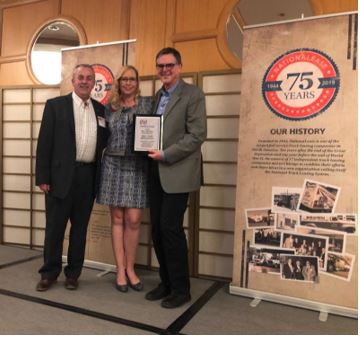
left=282, top=257, right=295, bottom=279
left=146, top=48, right=207, bottom=308
left=35, top=64, right=108, bottom=291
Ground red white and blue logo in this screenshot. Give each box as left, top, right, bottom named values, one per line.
left=91, top=64, right=114, bottom=105
left=262, top=48, right=340, bottom=121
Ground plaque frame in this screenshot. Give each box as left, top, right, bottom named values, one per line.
left=133, top=114, right=163, bottom=152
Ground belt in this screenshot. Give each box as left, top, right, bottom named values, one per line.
left=75, top=161, right=95, bottom=167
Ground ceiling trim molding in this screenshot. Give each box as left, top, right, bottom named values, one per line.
left=0, top=0, right=46, bottom=10
left=172, top=29, right=218, bottom=43
left=0, top=54, right=26, bottom=64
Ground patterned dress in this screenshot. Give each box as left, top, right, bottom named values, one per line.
left=96, top=96, right=153, bottom=208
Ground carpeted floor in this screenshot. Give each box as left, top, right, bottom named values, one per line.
left=0, top=245, right=357, bottom=335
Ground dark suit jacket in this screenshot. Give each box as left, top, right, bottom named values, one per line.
left=154, top=79, right=207, bottom=193
left=35, top=93, right=108, bottom=199
left=282, top=263, right=295, bottom=279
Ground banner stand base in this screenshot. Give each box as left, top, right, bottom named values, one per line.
left=62, top=256, right=117, bottom=276
left=250, top=298, right=262, bottom=308
left=229, top=285, right=357, bottom=319
left=319, top=311, right=329, bottom=322
left=96, top=268, right=113, bottom=278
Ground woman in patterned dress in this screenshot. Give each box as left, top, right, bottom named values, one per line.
left=97, top=66, right=153, bottom=292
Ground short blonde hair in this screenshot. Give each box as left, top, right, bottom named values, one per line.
left=108, top=65, right=140, bottom=109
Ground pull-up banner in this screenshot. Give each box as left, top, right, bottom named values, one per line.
left=61, top=40, right=136, bottom=266
left=231, top=13, right=357, bottom=317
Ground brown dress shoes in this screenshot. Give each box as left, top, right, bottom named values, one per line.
left=36, top=278, right=57, bottom=291
left=64, top=278, right=79, bottom=290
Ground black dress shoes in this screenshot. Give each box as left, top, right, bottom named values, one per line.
left=36, top=278, right=57, bottom=291
left=125, top=271, right=143, bottom=291
left=145, top=284, right=171, bottom=301
left=115, top=283, right=128, bottom=293
left=65, top=278, right=79, bottom=290
left=128, top=281, right=143, bottom=291
left=161, top=293, right=191, bottom=309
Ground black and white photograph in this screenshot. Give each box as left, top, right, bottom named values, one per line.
left=245, top=208, right=276, bottom=229
left=254, top=228, right=281, bottom=247
left=297, top=226, right=346, bottom=254
left=297, top=180, right=340, bottom=214
left=325, top=252, right=355, bottom=282
left=281, top=232, right=328, bottom=268
left=248, top=247, right=295, bottom=274
left=271, top=187, right=302, bottom=213
left=280, top=254, right=319, bottom=283
left=275, top=213, right=298, bottom=231
left=299, top=214, right=356, bottom=234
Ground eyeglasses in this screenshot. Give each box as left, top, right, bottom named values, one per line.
left=156, top=63, right=176, bottom=70
left=119, top=77, right=137, bottom=83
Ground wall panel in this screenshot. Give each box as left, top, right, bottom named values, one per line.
left=1, top=0, right=59, bottom=56
left=202, top=141, right=237, bottom=162
left=32, top=211, right=46, bottom=228
left=203, top=163, right=237, bottom=185
left=3, top=210, right=30, bottom=227
left=175, top=0, right=227, bottom=32
left=129, top=0, right=168, bottom=76
left=61, top=0, right=130, bottom=44
left=310, top=0, right=357, bottom=15
left=197, top=71, right=241, bottom=278
left=199, top=209, right=235, bottom=232
left=3, top=158, right=31, bottom=174
left=3, top=123, right=30, bottom=138
left=175, top=39, right=229, bottom=72
left=1, top=86, right=58, bottom=249
left=0, top=0, right=357, bottom=86
left=199, top=231, right=234, bottom=255
left=198, top=254, right=233, bottom=278
left=3, top=192, right=30, bottom=209
left=3, top=88, right=31, bottom=102
left=0, top=62, right=33, bottom=85
left=205, top=94, right=240, bottom=116
left=3, top=174, right=30, bottom=191
left=3, top=104, right=31, bottom=120
left=3, top=227, right=29, bottom=245
left=31, top=228, right=45, bottom=246
left=3, top=140, right=31, bottom=156
left=207, top=118, right=239, bottom=139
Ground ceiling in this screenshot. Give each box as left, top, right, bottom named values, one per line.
left=226, top=0, right=357, bottom=61
left=236, top=0, right=314, bottom=26
left=36, top=21, right=80, bottom=46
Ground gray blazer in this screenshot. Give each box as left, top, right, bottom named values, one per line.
left=155, top=79, right=207, bottom=193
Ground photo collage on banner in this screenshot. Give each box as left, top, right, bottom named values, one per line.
left=246, top=180, right=356, bottom=283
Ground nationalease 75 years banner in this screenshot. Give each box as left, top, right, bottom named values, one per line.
left=232, top=13, right=357, bottom=315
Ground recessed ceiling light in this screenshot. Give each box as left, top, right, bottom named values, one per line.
left=48, top=25, right=59, bottom=31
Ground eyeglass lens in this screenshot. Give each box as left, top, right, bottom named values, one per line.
left=156, top=63, right=176, bottom=70
left=120, top=77, right=137, bottom=82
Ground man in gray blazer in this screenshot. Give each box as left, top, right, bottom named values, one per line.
left=35, top=64, right=108, bottom=291
left=146, top=47, right=207, bottom=308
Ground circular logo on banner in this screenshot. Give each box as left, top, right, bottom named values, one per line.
left=91, top=64, right=114, bottom=105
left=262, top=48, right=340, bottom=121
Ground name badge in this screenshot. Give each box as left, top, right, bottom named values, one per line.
left=98, top=116, right=106, bottom=128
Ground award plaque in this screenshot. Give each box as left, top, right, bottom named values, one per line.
left=134, top=114, right=163, bottom=152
